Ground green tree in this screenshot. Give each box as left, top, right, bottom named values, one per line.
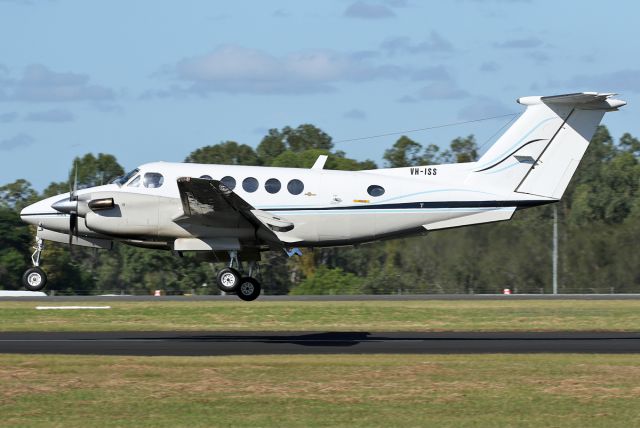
left=256, top=129, right=287, bottom=165
left=70, top=153, right=125, bottom=188
left=0, top=207, right=31, bottom=289
left=290, top=265, right=364, bottom=295
left=270, top=148, right=376, bottom=170
left=422, top=144, right=442, bottom=165
left=619, top=132, right=640, bottom=157
left=449, top=135, right=478, bottom=163
left=383, top=136, right=423, bottom=167
left=0, top=179, right=38, bottom=211
left=283, top=124, right=333, bottom=152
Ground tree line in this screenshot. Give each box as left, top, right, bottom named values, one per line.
left=1, top=124, right=639, bottom=294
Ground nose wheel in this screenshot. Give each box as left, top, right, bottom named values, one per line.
left=22, top=237, right=48, bottom=292
left=22, top=267, right=47, bottom=292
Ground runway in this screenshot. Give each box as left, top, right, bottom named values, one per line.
left=1, top=331, right=639, bottom=356
left=2, top=293, right=640, bottom=302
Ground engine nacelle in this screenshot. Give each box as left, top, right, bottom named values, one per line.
left=84, top=191, right=160, bottom=237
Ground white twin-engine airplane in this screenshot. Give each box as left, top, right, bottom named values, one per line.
left=19, top=92, right=625, bottom=300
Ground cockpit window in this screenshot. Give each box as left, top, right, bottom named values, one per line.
left=127, top=175, right=141, bottom=187
left=143, top=172, right=164, bottom=188
left=112, top=168, right=140, bottom=186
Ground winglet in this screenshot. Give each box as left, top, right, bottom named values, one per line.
left=311, top=155, right=328, bottom=170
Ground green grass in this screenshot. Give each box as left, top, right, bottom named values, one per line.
left=0, top=299, right=639, bottom=332
left=0, top=354, right=639, bottom=427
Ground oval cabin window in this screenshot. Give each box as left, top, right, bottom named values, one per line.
left=287, top=179, right=304, bottom=195
left=265, top=178, right=281, bottom=194
left=242, top=177, right=259, bottom=193
left=367, top=185, right=385, bottom=197
left=220, top=176, right=236, bottom=191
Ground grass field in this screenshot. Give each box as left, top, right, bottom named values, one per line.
left=0, top=299, right=639, bottom=332
left=0, top=353, right=639, bottom=427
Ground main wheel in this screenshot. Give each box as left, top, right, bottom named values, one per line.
left=22, top=267, right=47, bottom=292
left=236, top=277, right=261, bottom=301
left=216, top=267, right=241, bottom=293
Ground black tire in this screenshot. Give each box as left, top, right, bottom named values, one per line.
left=236, top=277, right=261, bottom=301
left=22, top=267, right=47, bottom=292
left=216, top=267, right=241, bottom=292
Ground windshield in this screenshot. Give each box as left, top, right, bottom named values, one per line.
left=112, top=168, right=140, bottom=186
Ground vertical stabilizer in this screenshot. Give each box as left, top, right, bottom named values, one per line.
left=469, top=92, right=625, bottom=199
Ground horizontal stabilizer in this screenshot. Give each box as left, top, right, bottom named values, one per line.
left=518, top=92, right=626, bottom=111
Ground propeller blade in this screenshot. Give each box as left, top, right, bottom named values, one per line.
left=69, top=213, right=77, bottom=241
left=70, top=161, right=78, bottom=201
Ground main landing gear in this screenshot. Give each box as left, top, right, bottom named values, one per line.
left=215, top=251, right=262, bottom=301
left=22, top=237, right=48, bottom=292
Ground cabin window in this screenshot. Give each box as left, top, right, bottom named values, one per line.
left=287, top=179, right=304, bottom=195
left=200, top=175, right=212, bottom=180
left=113, top=168, right=140, bottom=186
left=221, top=176, right=236, bottom=191
left=265, top=178, right=281, bottom=194
left=127, top=175, right=141, bottom=187
left=143, top=172, right=164, bottom=188
left=367, top=185, right=385, bottom=197
left=242, top=177, right=259, bottom=193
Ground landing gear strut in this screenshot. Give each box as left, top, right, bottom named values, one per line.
left=214, top=251, right=262, bottom=301
left=22, top=237, right=47, bottom=292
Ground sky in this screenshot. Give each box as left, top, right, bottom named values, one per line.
left=1, top=0, right=639, bottom=190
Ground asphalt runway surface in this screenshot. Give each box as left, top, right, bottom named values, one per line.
left=1, top=331, right=639, bottom=356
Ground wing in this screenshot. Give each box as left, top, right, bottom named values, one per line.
left=175, top=177, right=294, bottom=243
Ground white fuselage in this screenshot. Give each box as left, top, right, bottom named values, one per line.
left=21, top=160, right=547, bottom=248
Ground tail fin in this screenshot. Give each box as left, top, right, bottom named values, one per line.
left=469, top=92, right=625, bottom=199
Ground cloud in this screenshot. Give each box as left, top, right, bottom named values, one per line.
left=384, top=0, right=409, bottom=6
left=397, top=95, right=418, bottom=103
left=417, top=81, right=469, bottom=100
left=411, top=65, right=451, bottom=81
left=458, top=97, right=513, bottom=120
left=343, top=108, right=367, bottom=120
left=381, top=32, right=454, bottom=55
left=493, top=37, right=543, bottom=49
left=25, top=109, right=74, bottom=122
left=0, top=64, right=115, bottom=102
left=397, top=79, right=469, bottom=103
left=552, top=69, right=640, bottom=93
left=155, top=45, right=412, bottom=96
left=344, top=1, right=395, bottom=19
left=272, top=9, right=289, bottom=17
left=0, top=111, right=18, bottom=123
left=0, top=133, right=34, bottom=151
left=479, top=61, right=500, bottom=72
left=528, top=51, right=550, bottom=64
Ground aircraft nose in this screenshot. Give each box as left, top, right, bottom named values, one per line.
left=20, top=201, right=41, bottom=225
left=19, top=194, right=69, bottom=226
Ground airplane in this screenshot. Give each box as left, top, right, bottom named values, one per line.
left=19, top=92, right=626, bottom=300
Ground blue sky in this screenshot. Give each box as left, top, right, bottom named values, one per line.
left=1, top=0, right=639, bottom=190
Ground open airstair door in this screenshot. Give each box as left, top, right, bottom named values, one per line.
left=514, top=92, right=625, bottom=199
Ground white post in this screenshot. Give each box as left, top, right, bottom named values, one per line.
left=552, top=205, right=558, bottom=295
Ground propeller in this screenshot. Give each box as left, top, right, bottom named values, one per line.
left=68, top=162, right=79, bottom=249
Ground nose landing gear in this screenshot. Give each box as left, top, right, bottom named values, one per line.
left=22, top=237, right=47, bottom=292
left=214, top=251, right=262, bottom=301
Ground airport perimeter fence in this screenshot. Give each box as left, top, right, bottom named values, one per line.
left=30, top=285, right=640, bottom=297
